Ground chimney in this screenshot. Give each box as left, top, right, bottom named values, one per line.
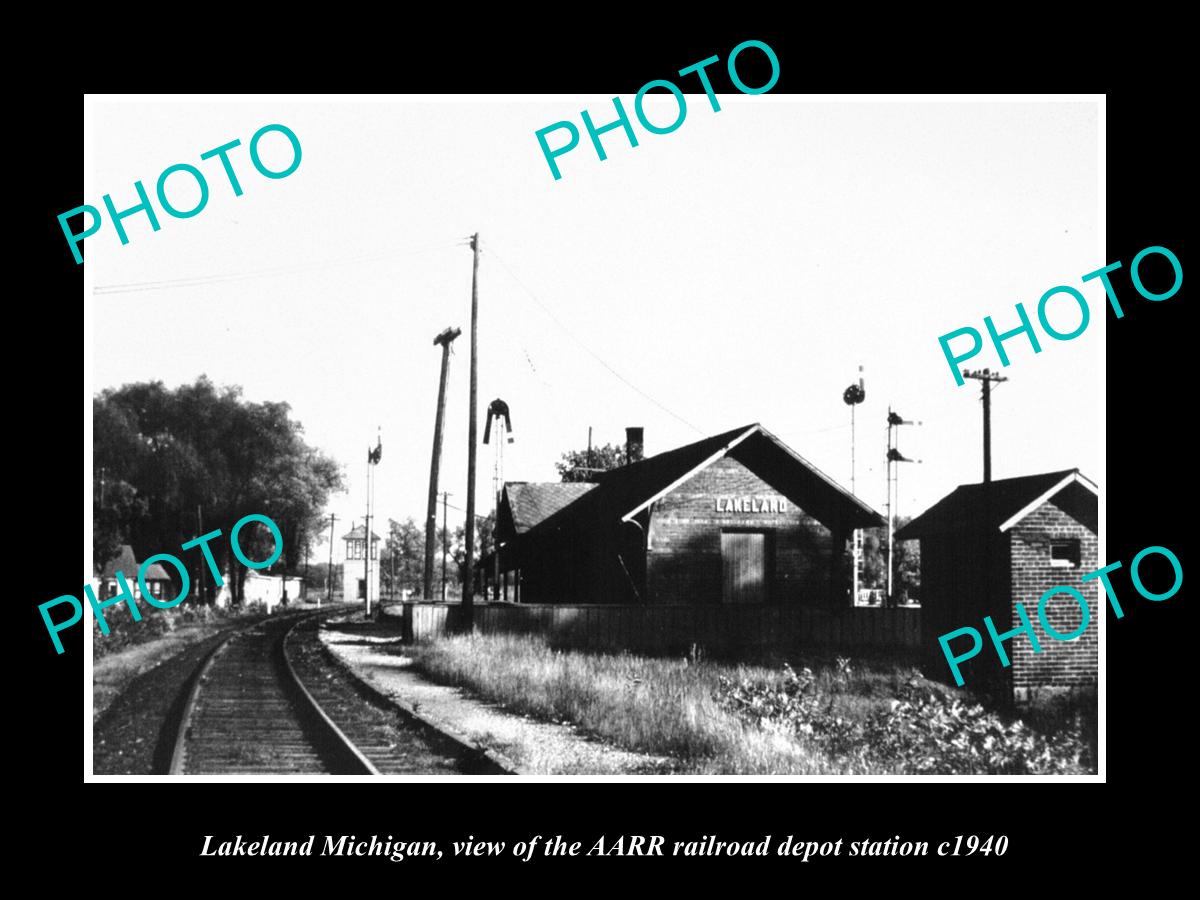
left=625, top=427, right=644, bottom=465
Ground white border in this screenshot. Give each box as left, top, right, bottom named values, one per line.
left=83, top=92, right=1106, bottom=784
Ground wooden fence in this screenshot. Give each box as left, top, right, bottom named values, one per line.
left=389, top=602, right=921, bottom=658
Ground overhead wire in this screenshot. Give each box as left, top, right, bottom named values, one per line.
left=486, top=243, right=706, bottom=436
left=93, top=240, right=459, bottom=295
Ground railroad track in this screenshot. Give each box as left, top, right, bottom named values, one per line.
left=169, top=608, right=503, bottom=775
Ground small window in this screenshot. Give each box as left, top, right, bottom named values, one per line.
left=1050, top=539, right=1081, bottom=567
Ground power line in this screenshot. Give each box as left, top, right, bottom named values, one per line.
left=487, top=245, right=705, bottom=436
left=93, top=241, right=458, bottom=295
left=774, top=422, right=852, bottom=438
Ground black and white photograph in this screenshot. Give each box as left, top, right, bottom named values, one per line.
left=78, top=92, right=1110, bottom=780
left=72, top=93, right=1104, bottom=782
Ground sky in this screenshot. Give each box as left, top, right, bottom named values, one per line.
left=85, top=96, right=1101, bottom=565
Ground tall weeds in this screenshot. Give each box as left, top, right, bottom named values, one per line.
left=408, top=634, right=1090, bottom=774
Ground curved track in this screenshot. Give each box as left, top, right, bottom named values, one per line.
left=169, top=611, right=379, bottom=775
left=168, top=609, right=503, bottom=775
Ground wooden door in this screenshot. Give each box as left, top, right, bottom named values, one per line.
left=722, top=531, right=768, bottom=604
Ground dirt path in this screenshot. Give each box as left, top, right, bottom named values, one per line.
left=319, top=620, right=675, bottom=775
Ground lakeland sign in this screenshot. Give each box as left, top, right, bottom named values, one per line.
left=715, top=496, right=788, bottom=514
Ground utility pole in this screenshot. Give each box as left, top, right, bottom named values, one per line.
left=442, top=491, right=450, bottom=602
left=325, top=513, right=336, bottom=607
left=963, top=368, right=1007, bottom=482
left=425, top=326, right=461, bottom=600
left=196, top=504, right=204, bottom=604
left=365, top=457, right=371, bottom=616
left=463, top=232, right=480, bottom=628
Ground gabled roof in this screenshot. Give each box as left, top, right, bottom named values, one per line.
left=502, top=482, right=597, bottom=534
left=100, top=545, right=139, bottom=578
left=895, top=469, right=1098, bottom=540
left=341, top=525, right=381, bottom=541
left=142, top=562, right=171, bottom=581
left=100, top=544, right=171, bottom=581
left=521, top=423, right=882, bottom=541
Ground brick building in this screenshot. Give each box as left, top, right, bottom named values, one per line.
left=484, top=424, right=882, bottom=606
left=895, top=469, right=1098, bottom=701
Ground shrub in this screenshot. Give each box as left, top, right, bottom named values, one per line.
left=716, top=663, right=859, bottom=754
left=91, top=600, right=257, bottom=659
left=860, top=682, right=1090, bottom=774
left=714, top=665, right=1091, bottom=775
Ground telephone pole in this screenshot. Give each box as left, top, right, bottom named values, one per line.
left=963, top=368, right=1007, bottom=482
left=324, top=513, right=337, bottom=607
left=463, top=232, right=481, bottom=628
left=425, top=326, right=461, bottom=599
left=364, top=458, right=371, bottom=616
left=442, top=491, right=450, bottom=602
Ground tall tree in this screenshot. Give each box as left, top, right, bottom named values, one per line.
left=555, top=441, right=637, bottom=483
left=93, top=376, right=344, bottom=605
left=452, top=511, right=494, bottom=586
left=844, top=516, right=921, bottom=603
left=381, top=517, right=424, bottom=600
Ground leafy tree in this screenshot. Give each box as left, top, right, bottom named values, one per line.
left=379, top=517, right=470, bottom=601
left=381, top=517, right=423, bottom=599
left=93, top=376, right=344, bottom=605
left=555, top=441, right=638, bottom=483
left=452, top=511, right=495, bottom=586
left=844, top=516, right=921, bottom=604
left=307, top=561, right=342, bottom=601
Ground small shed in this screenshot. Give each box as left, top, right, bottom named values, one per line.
left=242, top=571, right=305, bottom=614
left=98, top=544, right=173, bottom=602
left=895, top=469, right=1098, bottom=701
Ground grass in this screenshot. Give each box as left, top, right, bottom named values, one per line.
left=408, top=634, right=1095, bottom=775
left=408, top=634, right=960, bottom=774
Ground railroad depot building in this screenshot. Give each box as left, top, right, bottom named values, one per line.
left=895, top=469, right=1098, bottom=700
left=483, top=424, right=883, bottom=606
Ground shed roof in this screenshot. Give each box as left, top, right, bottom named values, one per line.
left=501, top=482, right=597, bottom=535
left=895, top=469, right=1098, bottom=540
left=100, top=545, right=139, bottom=578
left=99, top=544, right=171, bottom=581
left=142, top=562, right=171, bottom=581
left=341, top=525, right=382, bottom=541
left=520, top=423, right=882, bottom=542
